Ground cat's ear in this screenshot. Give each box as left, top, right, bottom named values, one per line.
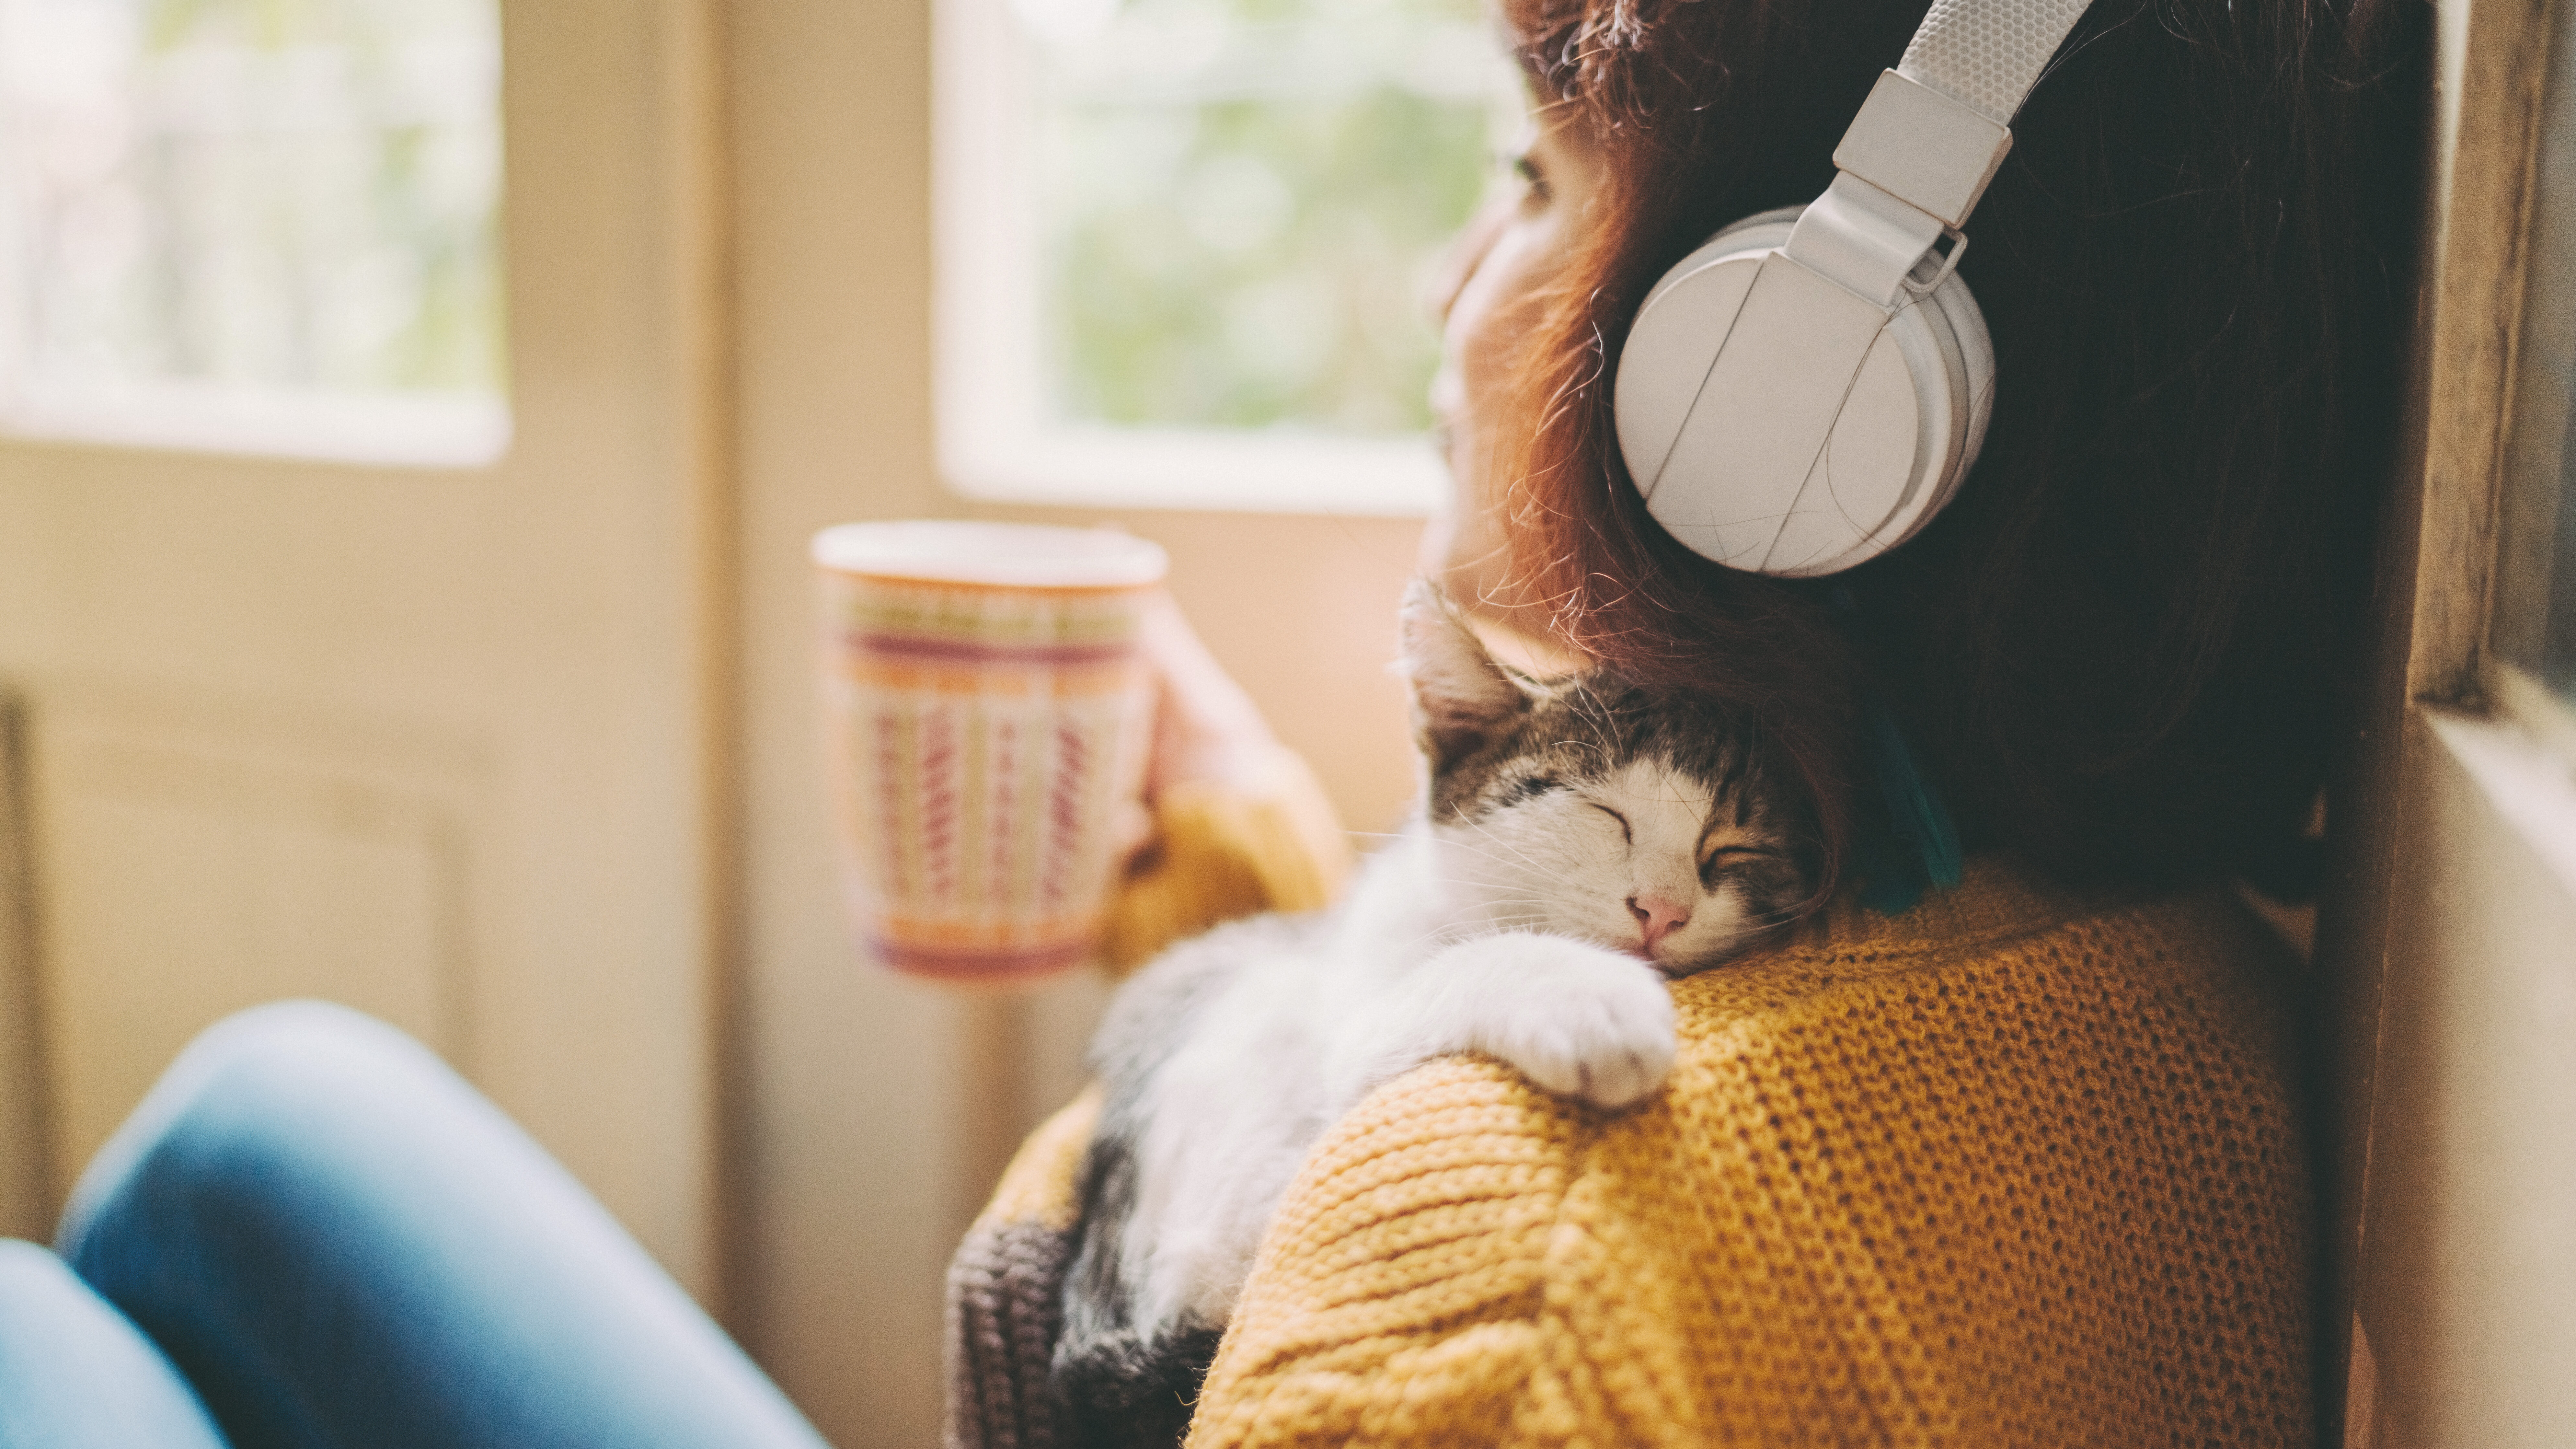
left=1399, top=580, right=1529, bottom=771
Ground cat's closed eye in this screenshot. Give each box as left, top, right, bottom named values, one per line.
left=1698, top=843, right=1782, bottom=887
left=1589, top=803, right=1632, bottom=844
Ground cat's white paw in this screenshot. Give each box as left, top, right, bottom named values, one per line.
left=1423, top=933, right=1678, bottom=1109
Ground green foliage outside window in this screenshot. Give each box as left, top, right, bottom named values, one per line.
left=1033, top=0, right=1516, bottom=435
left=0, top=0, right=505, bottom=399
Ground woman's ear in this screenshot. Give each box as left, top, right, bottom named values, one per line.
left=1399, top=580, right=1528, bottom=771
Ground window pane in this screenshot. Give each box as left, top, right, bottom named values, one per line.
left=2501, top=0, right=2576, bottom=704
left=1028, top=0, right=1515, bottom=435
left=0, top=0, right=506, bottom=458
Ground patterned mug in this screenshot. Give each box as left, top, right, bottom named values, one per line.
left=812, top=521, right=1166, bottom=985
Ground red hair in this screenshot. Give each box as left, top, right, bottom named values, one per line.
left=1490, top=0, right=2422, bottom=894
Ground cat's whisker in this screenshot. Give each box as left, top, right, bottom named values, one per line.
left=1424, top=836, right=1526, bottom=866
left=1428, top=851, right=1543, bottom=890
left=1448, top=906, right=1558, bottom=923
left=1426, top=880, right=1559, bottom=912
left=1437, top=891, right=1562, bottom=912
left=1458, top=818, right=1555, bottom=876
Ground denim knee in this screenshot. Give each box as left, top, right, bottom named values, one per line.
left=55, top=1001, right=447, bottom=1269
left=0, top=1238, right=229, bottom=1448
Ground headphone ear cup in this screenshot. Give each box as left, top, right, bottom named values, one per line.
left=1782, top=265, right=1993, bottom=575
left=1612, top=207, right=1996, bottom=577
left=1928, top=263, right=1997, bottom=489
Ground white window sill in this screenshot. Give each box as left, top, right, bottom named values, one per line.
left=941, top=427, right=1444, bottom=516
left=2425, top=684, right=2576, bottom=895
left=0, top=381, right=511, bottom=471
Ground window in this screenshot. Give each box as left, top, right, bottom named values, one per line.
left=935, top=0, right=1518, bottom=514
left=0, top=0, right=507, bottom=466
left=2497, top=0, right=2576, bottom=750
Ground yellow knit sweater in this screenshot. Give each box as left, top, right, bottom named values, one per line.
left=961, top=792, right=2315, bottom=1446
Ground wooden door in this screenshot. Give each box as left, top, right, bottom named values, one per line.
left=0, top=0, right=732, bottom=1303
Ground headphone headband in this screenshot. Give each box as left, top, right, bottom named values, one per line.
left=1610, top=0, right=2100, bottom=577
left=1900, top=0, right=2098, bottom=124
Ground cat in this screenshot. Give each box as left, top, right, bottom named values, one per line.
left=1052, top=581, right=1820, bottom=1446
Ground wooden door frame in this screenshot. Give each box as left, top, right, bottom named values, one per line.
left=2319, top=0, right=2576, bottom=1440
left=0, top=0, right=738, bottom=1299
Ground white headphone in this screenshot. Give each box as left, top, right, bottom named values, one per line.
left=1611, top=0, right=2097, bottom=577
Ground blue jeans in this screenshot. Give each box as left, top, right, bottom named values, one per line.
left=0, top=1003, right=830, bottom=1449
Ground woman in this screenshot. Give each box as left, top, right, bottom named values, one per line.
left=3, top=0, right=2416, bottom=1440
left=957, top=0, right=2420, bottom=1442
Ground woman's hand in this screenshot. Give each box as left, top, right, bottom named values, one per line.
left=1116, top=593, right=1286, bottom=867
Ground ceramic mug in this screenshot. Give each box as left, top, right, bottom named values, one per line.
left=812, top=521, right=1165, bottom=985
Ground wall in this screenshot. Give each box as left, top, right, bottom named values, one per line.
left=723, top=3, right=1424, bottom=1442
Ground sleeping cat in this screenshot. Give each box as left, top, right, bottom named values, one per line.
left=1053, top=582, right=1819, bottom=1445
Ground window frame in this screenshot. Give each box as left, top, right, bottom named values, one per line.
left=929, top=0, right=1449, bottom=517
left=2323, top=0, right=2576, bottom=1435
left=2461, top=0, right=2576, bottom=864
left=0, top=0, right=512, bottom=470
left=0, top=378, right=510, bottom=469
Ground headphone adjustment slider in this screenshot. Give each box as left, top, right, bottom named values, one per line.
left=1784, top=173, right=1951, bottom=308
left=1833, top=70, right=2013, bottom=229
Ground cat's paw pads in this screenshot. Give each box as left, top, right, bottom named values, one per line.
left=1447, top=934, right=1677, bottom=1109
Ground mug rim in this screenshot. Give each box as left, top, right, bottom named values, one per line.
left=811, top=520, right=1167, bottom=590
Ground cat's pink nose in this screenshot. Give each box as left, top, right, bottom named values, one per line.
left=1627, top=893, right=1692, bottom=950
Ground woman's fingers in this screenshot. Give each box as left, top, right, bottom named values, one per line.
left=1137, top=592, right=1281, bottom=799
left=1113, top=794, right=1158, bottom=874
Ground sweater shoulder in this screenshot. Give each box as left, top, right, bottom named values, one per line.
left=1191, top=867, right=2316, bottom=1447
left=1186, top=1057, right=1578, bottom=1447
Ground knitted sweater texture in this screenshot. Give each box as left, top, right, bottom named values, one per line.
left=951, top=858, right=2317, bottom=1447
